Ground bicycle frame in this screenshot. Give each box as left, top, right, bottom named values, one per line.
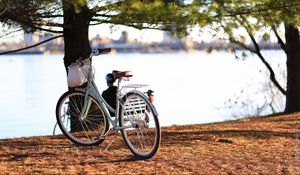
left=74, top=52, right=131, bottom=134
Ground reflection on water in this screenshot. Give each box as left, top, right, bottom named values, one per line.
left=0, top=51, right=285, bottom=139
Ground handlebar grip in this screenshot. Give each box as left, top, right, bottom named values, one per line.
left=98, top=48, right=111, bottom=53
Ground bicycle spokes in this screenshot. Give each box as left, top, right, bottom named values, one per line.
left=120, top=92, right=160, bottom=159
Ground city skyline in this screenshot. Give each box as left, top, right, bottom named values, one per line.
left=0, top=23, right=215, bottom=45
left=0, top=23, right=283, bottom=55
left=0, top=24, right=166, bottom=44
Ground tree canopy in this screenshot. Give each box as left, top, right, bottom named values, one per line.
left=0, top=0, right=199, bottom=35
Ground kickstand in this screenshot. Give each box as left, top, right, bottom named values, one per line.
left=105, top=131, right=120, bottom=151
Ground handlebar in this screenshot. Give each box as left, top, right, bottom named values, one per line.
left=73, top=48, right=112, bottom=66
left=91, top=48, right=111, bottom=57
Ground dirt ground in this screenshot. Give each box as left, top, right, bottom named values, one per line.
left=1, top=113, right=300, bottom=175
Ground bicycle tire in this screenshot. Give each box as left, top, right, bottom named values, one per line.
left=119, top=91, right=161, bottom=159
left=56, top=90, right=109, bottom=146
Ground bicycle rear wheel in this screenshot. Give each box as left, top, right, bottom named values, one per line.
left=56, top=90, right=109, bottom=146
left=119, top=91, right=161, bottom=159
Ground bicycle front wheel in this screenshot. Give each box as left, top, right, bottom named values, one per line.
left=119, top=91, right=161, bottom=159
left=56, top=90, right=109, bottom=146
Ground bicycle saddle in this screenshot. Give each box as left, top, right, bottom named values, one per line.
left=112, top=70, right=133, bottom=79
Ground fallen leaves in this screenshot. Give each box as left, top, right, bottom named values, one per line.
left=0, top=113, right=300, bottom=174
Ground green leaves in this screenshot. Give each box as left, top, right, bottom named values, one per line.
left=262, top=33, right=270, bottom=41
left=3, top=0, right=299, bottom=39
left=187, top=0, right=300, bottom=52
left=0, top=0, right=61, bottom=30
left=92, top=0, right=202, bottom=35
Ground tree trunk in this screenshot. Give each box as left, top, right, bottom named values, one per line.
left=284, top=24, right=300, bottom=113
left=63, top=1, right=91, bottom=69
left=62, top=1, right=92, bottom=131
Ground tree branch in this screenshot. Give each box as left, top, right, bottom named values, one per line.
left=219, top=22, right=256, bottom=52
left=90, top=1, right=125, bottom=14
left=40, top=15, right=64, bottom=18
left=93, top=13, right=114, bottom=17
left=229, top=37, right=256, bottom=53
left=31, top=21, right=63, bottom=28
left=27, top=25, right=63, bottom=33
left=271, top=25, right=286, bottom=53
left=92, top=19, right=164, bottom=30
left=212, top=2, right=300, bottom=20
left=247, top=28, right=287, bottom=95
left=233, top=15, right=287, bottom=95
left=0, top=34, right=63, bottom=55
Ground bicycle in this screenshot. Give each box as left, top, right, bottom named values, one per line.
left=55, top=48, right=161, bottom=159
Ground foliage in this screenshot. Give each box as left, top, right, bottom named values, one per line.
left=0, top=0, right=203, bottom=35
left=1, top=0, right=300, bottom=47
left=0, top=0, right=61, bottom=32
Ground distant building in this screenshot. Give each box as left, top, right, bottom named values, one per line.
left=118, top=31, right=129, bottom=43
left=90, top=34, right=111, bottom=48
left=22, top=32, right=65, bottom=54
left=163, top=31, right=172, bottom=44
left=24, top=32, right=40, bottom=44
left=162, top=31, right=185, bottom=50
left=39, top=33, right=53, bottom=42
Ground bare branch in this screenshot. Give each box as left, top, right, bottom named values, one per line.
left=0, top=35, right=64, bottom=55
left=245, top=25, right=287, bottom=95
left=31, top=26, right=63, bottom=33
left=231, top=16, right=286, bottom=95
left=40, top=15, right=64, bottom=18
left=271, top=25, right=286, bottom=53
left=31, top=21, right=63, bottom=28
left=229, top=37, right=256, bottom=53
left=97, top=20, right=164, bottom=30
left=93, top=13, right=114, bottom=17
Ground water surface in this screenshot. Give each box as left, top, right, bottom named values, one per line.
left=0, top=51, right=285, bottom=138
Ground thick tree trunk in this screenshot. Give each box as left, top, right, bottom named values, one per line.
left=284, top=24, right=300, bottom=113
left=63, top=1, right=91, bottom=69
left=62, top=1, right=93, bottom=131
